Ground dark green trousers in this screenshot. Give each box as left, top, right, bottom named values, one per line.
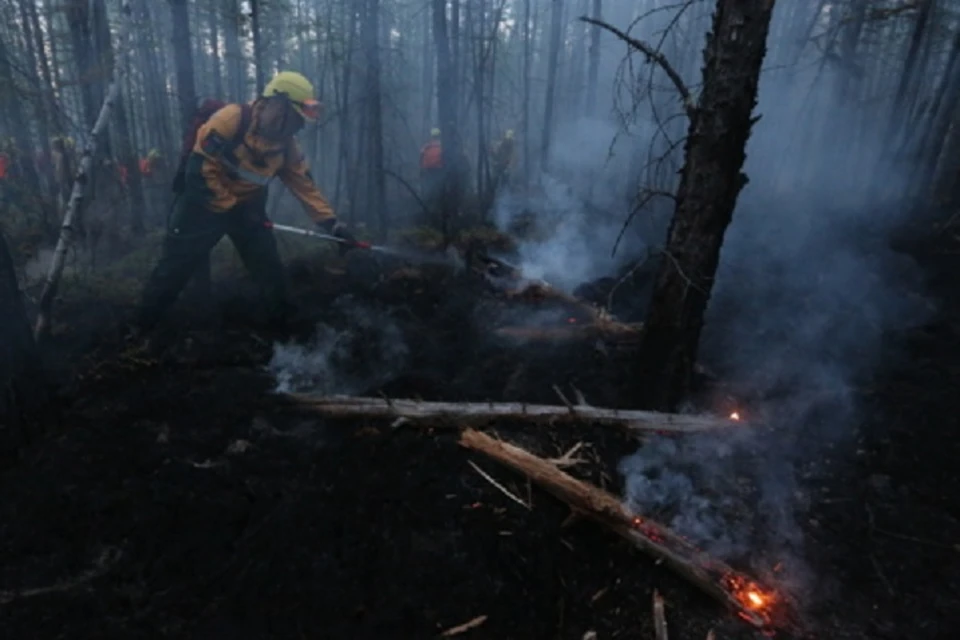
left=137, top=191, right=288, bottom=331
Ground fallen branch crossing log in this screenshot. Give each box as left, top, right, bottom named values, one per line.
left=284, top=394, right=738, bottom=435
left=459, top=429, right=790, bottom=631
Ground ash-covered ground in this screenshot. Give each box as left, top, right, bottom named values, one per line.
left=0, top=231, right=958, bottom=640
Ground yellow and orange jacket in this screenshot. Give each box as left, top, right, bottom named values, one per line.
left=191, top=102, right=335, bottom=223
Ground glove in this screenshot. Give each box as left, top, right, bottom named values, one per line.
left=319, top=218, right=358, bottom=254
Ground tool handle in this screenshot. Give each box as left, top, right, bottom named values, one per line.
left=264, top=220, right=371, bottom=249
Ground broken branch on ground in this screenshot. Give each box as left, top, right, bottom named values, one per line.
left=459, top=429, right=790, bottom=631
left=284, top=394, right=740, bottom=435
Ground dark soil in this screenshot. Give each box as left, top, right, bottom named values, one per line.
left=1, top=238, right=959, bottom=640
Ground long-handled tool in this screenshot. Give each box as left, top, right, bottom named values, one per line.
left=264, top=220, right=372, bottom=249
left=264, top=220, right=464, bottom=269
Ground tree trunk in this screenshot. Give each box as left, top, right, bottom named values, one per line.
left=168, top=0, right=210, bottom=298
left=34, top=1, right=134, bottom=341
left=95, top=0, right=144, bottom=238
left=0, top=34, right=42, bottom=199
left=585, top=0, right=602, bottom=117
left=223, top=0, right=244, bottom=100
left=637, top=0, right=777, bottom=411
left=169, top=0, right=199, bottom=131
left=210, top=4, right=224, bottom=98
left=0, top=229, right=53, bottom=449
left=363, top=0, right=387, bottom=239
left=250, top=0, right=266, bottom=94
left=17, top=0, right=53, bottom=200
left=521, top=0, right=531, bottom=182
left=433, top=0, right=465, bottom=244
left=540, top=0, right=564, bottom=171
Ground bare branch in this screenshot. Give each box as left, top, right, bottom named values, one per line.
left=580, top=16, right=694, bottom=117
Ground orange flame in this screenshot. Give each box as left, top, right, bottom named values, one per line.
left=729, top=411, right=741, bottom=421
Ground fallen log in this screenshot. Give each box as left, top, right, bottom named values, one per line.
left=283, top=394, right=739, bottom=434
left=459, top=429, right=791, bottom=631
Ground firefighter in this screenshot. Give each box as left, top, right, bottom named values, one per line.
left=50, top=137, right=77, bottom=207
left=419, top=127, right=444, bottom=205
left=0, top=144, right=10, bottom=207
left=139, top=149, right=161, bottom=178
left=135, top=70, right=354, bottom=335
left=0, top=138, right=22, bottom=208
left=491, top=129, right=515, bottom=189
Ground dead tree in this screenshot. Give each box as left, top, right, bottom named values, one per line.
left=432, top=0, right=465, bottom=245
left=637, top=0, right=777, bottom=410
left=34, top=1, right=134, bottom=342
left=169, top=0, right=211, bottom=298
left=362, top=0, right=387, bottom=238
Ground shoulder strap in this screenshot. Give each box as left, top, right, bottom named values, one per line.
left=229, top=103, right=253, bottom=151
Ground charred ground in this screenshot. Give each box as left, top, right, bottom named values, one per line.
left=0, top=232, right=958, bottom=640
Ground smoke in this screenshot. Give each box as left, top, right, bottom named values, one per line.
left=609, top=2, right=933, bottom=602
left=267, top=297, right=409, bottom=395
left=492, top=118, right=655, bottom=292
left=620, top=435, right=754, bottom=560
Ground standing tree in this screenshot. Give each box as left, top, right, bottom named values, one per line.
left=432, top=0, right=465, bottom=244
left=168, top=0, right=210, bottom=297
left=637, top=0, right=778, bottom=410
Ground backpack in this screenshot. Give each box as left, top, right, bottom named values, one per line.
left=420, top=141, right=443, bottom=170
left=171, top=100, right=252, bottom=194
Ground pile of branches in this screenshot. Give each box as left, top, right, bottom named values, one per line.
left=286, top=391, right=802, bottom=636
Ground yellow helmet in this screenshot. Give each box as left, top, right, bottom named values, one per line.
left=430, top=127, right=441, bottom=138
left=263, top=71, right=321, bottom=122
left=505, top=129, right=515, bottom=140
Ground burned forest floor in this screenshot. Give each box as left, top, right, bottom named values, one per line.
left=1, top=227, right=959, bottom=640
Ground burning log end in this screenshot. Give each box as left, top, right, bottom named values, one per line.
left=458, top=429, right=786, bottom=631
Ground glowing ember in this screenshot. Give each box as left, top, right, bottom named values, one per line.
left=723, top=575, right=777, bottom=625
left=729, top=411, right=741, bottom=421
left=567, top=317, right=577, bottom=324
left=746, top=591, right=765, bottom=608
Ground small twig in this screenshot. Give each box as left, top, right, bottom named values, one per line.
left=653, top=589, right=669, bottom=640
left=547, top=442, right=586, bottom=468
left=552, top=385, right=577, bottom=414
left=580, top=16, right=695, bottom=117
left=874, top=528, right=959, bottom=551
left=606, top=251, right=652, bottom=311
left=865, top=505, right=895, bottom=596
left=467, top=460, right=531, bottom=509
left=378, top=391, right=395, bottom=410
left=383, top=168, right=431, bottom=218
left=570, top=385, right=589, bottom=407
left=440, top=614, right=488, bottom=637
left=0, top=547, right=122, bottom=605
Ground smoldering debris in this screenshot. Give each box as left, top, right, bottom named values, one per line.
left=267, top=297, right=409, bottom=395
left=619, top=435, right=756, bottom=561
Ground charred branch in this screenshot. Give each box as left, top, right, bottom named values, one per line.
left=284, top=394, right=738, bottom=435
left=580, top=16, right=694, bottom=118
left=459, top=429, right=789, bottom=631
